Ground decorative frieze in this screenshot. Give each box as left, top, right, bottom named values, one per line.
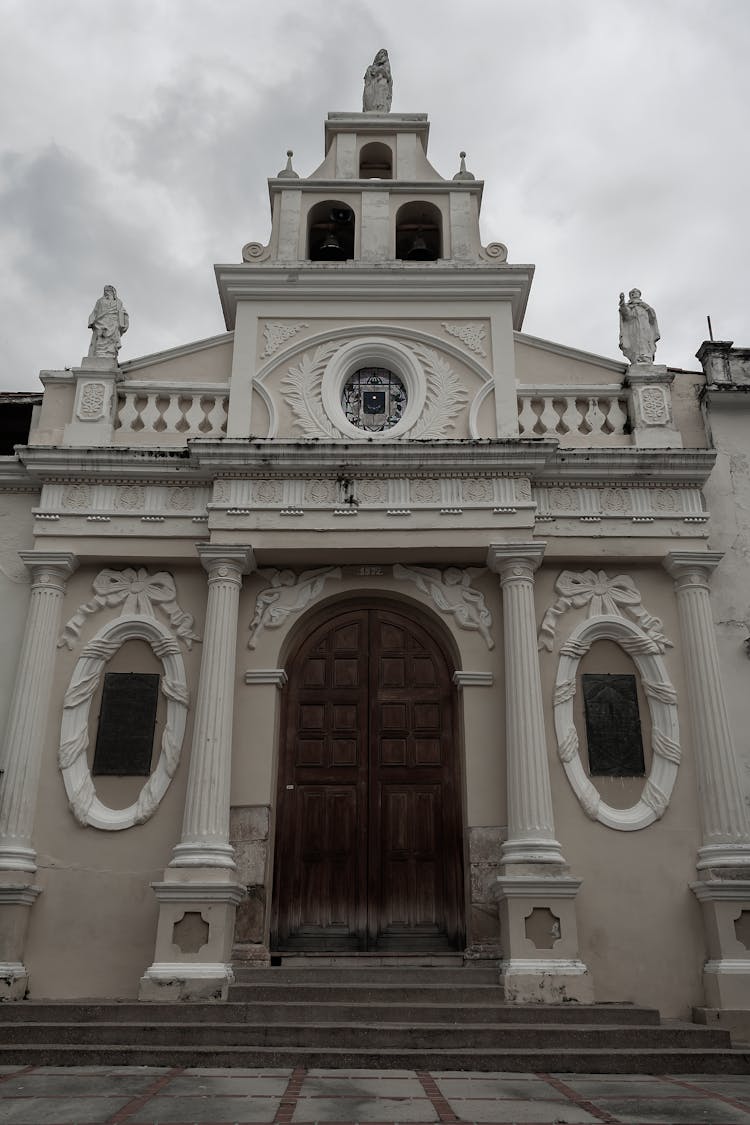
left=59, top=568, right=200, bottom=651
left=261, top=322, right=308, bottom=358
left=441, top=321, right=487, bottom=357
left=538, top=569, right=672, bottom=653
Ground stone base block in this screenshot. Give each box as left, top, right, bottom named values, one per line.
left=694, top=1006, right=750, bottom=1045
left=703, top=960, right=750, bottom=1010
left=139, top=962, right=234, bottom=1002
left=499, top=958, right=594, bottom=1004
left=0, top=962, right=28, bottom=1001
left=140, top=879, right=245, bottom=1003
left=232, top=943, right=271, bottom=966
left=495, top=874, right=593, bottom=1004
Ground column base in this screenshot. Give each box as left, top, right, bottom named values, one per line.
left=168, top=842, right=237, bottom=869
left=0, top=963, right=29, bottom=1000
left=498, top=958, right=594, bottom=1003
left=500, top=838, right=567, bottom=866
left=0, top=883, right=41, bottom=999
left=140, top=880, right=245, bottom=1003
left=139, top=962, right=235, bottom=1003
left=691, top=878, right=750, bottom=1011
left=495, top=875, right=593, bottom=1003
left=696, top=843, right=750, bottom=870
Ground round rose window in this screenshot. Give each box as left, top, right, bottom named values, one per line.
left=341, top=367, right=408, bottom=432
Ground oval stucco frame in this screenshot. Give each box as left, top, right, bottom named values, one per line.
left=58, top=615, right=189, bottom=830
left=553, top=614, right=680, bottom=830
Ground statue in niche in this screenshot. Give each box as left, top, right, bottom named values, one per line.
left=88, top=285, right=129, bottom=360
left=363, top=49, right=392, bottom=113
left=247, top=567, right=342, bottom=649
left=393, top=563, right=494, bottom=649
left=618, top=288, right=659, bottom=365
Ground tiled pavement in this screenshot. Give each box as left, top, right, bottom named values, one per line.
left=0, top=1066, right=749, bottom=1124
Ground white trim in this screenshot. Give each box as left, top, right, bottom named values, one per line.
left=495, top=876, right=583, bottom=899
left=150, top=882, right=246, bottom=905
left=691, top=880, right=750, bottom=902
left=468, top=380, right=495, bottom=439
left=553, top=613, right=680, bottom=831
left=0, top=963, right=28, bottom=980
left=453, top=671, right=494, bottom=688
left=0, top=885, right=41, bottom=906
left=140, top=962, right=235, bottom=982
left=499, top=958, right=591, bottom=976
left=704, top=960, right=750, bottom=975
left=58, top=614, right=189, bottom=831
left=244, top=669, right=288, bottom=688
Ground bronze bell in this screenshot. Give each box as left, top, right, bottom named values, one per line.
left=315, top=232, right=347, bottom=261
left=405, top=229, right=434, bottom=261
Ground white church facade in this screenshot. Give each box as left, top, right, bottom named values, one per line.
left=1, top=64, right=750, bottom=1029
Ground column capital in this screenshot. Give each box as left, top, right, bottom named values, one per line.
left=663, top=551, right=723, bottom=584
left=18, top=551, right=78, bottom=582
left=197, top=544, right=255, bottom=579
left=487, top=542, right=546, bottom=579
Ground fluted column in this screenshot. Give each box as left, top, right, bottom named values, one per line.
left=0, top=551, right=78, bottom=872
left=170, top=545, right=254, bottom=870
left=664, top=551, right=750, bottom=869
left=487, top=543, right=565, bottom=866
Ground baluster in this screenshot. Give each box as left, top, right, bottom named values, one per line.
left=539, top=396, right=560, bottom=436
left=161, top=394, right=183, bottom=433
left=560, top=395, right=581, bottom=436
left=139, top=392, right=162, bottom=433
left=605, top=396, right=629, bottom=435
left=116, top=392, right=139, bottom=432
left=517, top=396, right=538, bottom=436
left=183, top=396, right=205, bottom=434
left=583, top=397, right=606, bottom=435
left=205, top=397, right=228, bottom=436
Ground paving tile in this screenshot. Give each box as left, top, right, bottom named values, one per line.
left=0, top=1096, right=129, bottom=1124
left=186, top=1066, right=293, bottom=1076
left=0, top=1072, right=159, bottom=1096
left=307, top=1067, right=418, bottom=1077
left=435, top=1075, right=567, bottom=1100
left=292, top=1095, right=438, bottom=1121
left=596, top=1095, right=750, bottom=1123
left=444, top=1097, right=599, bottom=1123
left=300, top=1075, right=426, bottom=1097
left=558, top=1076, right=684, bottom=1098
left=166, top=1073, right=290, bottom=1095
left=129, top=1094, right=282, bottom=1123
left=675, top=1076, right=750, bottom=1096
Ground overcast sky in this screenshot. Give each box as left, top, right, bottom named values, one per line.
left=0, top=0, right=747, bottom=390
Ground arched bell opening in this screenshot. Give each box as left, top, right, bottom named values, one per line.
left=395, top=201, right=442, bottom=261
left=359, top=141, right=393, bottom=179
left=307, top=200, right=355, bottom=261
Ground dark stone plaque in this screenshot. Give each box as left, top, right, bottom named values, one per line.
left=582, top=673, right=645, bottom=777
left=93, top=672, right=160, bottom=776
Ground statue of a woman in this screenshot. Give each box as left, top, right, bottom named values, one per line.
left=618, top=288, right=659, bottom=365
left=363, top=49, right=392, bottom=113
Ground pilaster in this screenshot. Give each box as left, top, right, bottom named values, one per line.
left=487, top=542, right=592, bottom=1002
left=625, top=366, right=682, bottom=448
left=0, top=550, right=77, bottom=997
left=140, top=544, right=253, bottom=1002
left=665, top=550, right=750, bottom=1015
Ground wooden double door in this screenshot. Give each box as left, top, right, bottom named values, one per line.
left=271, top=603, right=465, bottom=952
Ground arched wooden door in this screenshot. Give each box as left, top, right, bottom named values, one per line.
left=271, top=603, right=465, bottom=952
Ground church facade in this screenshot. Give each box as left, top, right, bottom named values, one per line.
left=1, top=77, right=749, bottom=1025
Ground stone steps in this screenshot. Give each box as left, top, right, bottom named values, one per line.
left=0, top=962, right=746, bottom=1072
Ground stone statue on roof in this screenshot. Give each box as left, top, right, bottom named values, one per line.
left=88, top=285, right=129, bottom=361
left=363, top=49, right=392, bottom=113
left=618, top=288, right=659, bottom=365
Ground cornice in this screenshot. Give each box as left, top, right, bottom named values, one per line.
left=215, top=263, right=534, bottom=332
left=539, top=448, right=716, bottom=486
left=119, top=331, right=234, bottom=374
left=17, top=446, right=209, bottom=482
left=0, top=458, right=35, bottom=488
left=514, top=331, right=627, bottom=375
left=188, top=438, right=557, bottom=477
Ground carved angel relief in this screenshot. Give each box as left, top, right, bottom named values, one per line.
left=248, top=567, right=342, bottom=649
left=393, top=563, right=494, bottom=649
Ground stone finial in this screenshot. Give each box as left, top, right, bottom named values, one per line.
left=453, top=151, right=475, bottom=181
left=618, top=288, right=659, bottom=365
left=277, top=150, right=299, bottom=179
left=87, top=285, right=129, bottom=362
left=363, top=49, right=392, bottom=113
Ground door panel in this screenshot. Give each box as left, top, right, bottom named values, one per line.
left=272, top=604, right=463, bottom=952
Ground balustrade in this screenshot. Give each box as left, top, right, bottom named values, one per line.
left=115, top=383, right=229, bottom=443
left=517, top=385, right=630, bottom=445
